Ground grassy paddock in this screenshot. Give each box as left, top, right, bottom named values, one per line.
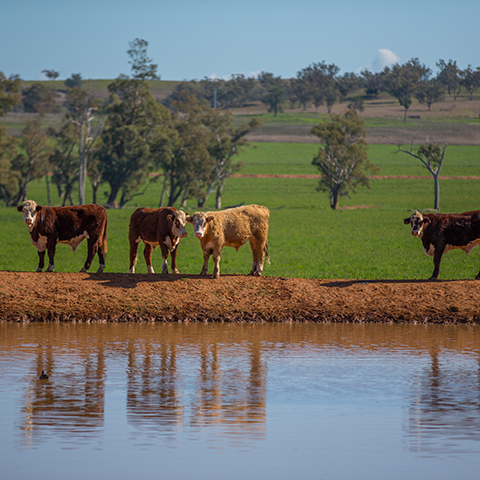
left=2, top=143, right=480, bottom=279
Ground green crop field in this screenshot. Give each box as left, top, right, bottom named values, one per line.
left=1, top=143, right=480, bottom=280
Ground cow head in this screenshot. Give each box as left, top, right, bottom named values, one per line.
left=186, top=212, right=214, bottom=239
left=167, top=210, right=188, bottom=238
left=17, top=200, right=42, bottom=231
left=404, top=211, right=430, bottom=237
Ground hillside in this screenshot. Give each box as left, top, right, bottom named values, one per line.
left=4, top=80, right=480, bottom=144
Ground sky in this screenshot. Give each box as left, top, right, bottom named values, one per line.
left=1, top=0, right=479, bottom=82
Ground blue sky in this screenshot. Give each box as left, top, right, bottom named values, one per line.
left=2, top=0, right=479, bottom=81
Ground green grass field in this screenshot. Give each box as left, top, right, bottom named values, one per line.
left=1, top=143, right=480, bottom=279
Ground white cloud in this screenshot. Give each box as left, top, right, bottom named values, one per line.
left=371, top=49, right=401, bottom=72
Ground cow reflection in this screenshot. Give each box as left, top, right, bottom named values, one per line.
left=407, top=348, right=480, bottom=454
left=125, top=338, right=266, bottom=440
left=191, top=339, right=266, bottom=438
left=126, top=341, right=182, bottom=433
left=21, top=344, right=106, bottom=447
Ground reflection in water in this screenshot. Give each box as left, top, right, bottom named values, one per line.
left=1, top=322, right=480, bottom=477
left=408, top=348, right=480, bottom=455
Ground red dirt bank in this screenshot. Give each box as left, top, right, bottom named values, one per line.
left=1, top=271, right=479, bottom=324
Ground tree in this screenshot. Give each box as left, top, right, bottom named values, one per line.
left=361, top=69, right=384, bottom=98
left=64, top=86, right=104, bottom=205
left=0, top=71, right=21, bottom=116
left=258, top=72, right=286, bottom=116
left=0, top=125, right=20, bottom=205
left=97, top=77, right=172, bottom=207
left=299, top=62, right=340, bottom=113
left=11, top=115, right=51, bottom=204
left=397, top=140, right=447, bottom=210
left=436, top=59, right=461, bottom=99
left=22, top=82, right=59, bottom=113
left=415, top=80, right=444, bottom=111
left=48, top=123, right=79, bottom=206
left=311, top=110, right=376, bottom=210
left=203, top=111, right=261, bottom=209
left=127, top=38, right=159, bottom=80
left=65, top=73, right=83, bottom=89
left=157, top=95, right=211, bottom=207
left=460, top=65, right=480, bottom=101
left=42, top=69, right=59, bottom=80
left=97, top=39, right=170, bottom=207
left=384, top=58, right=431, bottom=123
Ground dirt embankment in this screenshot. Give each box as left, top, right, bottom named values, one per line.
left=1, top=271, right=479, bottom=324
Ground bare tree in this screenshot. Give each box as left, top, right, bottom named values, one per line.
left=397, top=139, right=447, bottom=210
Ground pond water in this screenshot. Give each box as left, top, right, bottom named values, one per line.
left=1, top=322, right=480, bottom=480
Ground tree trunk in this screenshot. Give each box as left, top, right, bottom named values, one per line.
left=215, top=186, right=222, bottom=210
left=330, top=186, right=339, bottom=210
left=434, top=174, right=440, bottom=210
left=45, top=174, right=51, bottom=206
left=158, top=175, right=168, bottom=207
left=106, top=185, right=120, bottom=208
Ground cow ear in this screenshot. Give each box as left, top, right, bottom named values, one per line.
left=423, top=217, right=431, bottom=226
left=207, top=216, right=214, bottom=223
left=17, top=205, right=23, bottom=212
left=403, top=217, right=411, bottom=224
left=186, top=215, right=193, bottom=224
left=35, top=205, right=42, bottom=212
left=167, top=214, right=173, bottom=223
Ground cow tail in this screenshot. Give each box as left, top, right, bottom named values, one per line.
left=264, top=242, right=270, bottom=265
left=100, top=216, right=108, bottom=255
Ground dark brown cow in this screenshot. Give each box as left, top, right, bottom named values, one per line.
left=128, top=207, right=188, bottom=274
left=17, top=200, right=108, bottom=273
left=186, top=204, right=270, bottom=279
left=404, top=210, right=480, bottom=280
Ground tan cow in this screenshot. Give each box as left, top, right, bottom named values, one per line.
left=128, top=207, right=188, bottom=274
left=187, top=204, right=270, bottom=278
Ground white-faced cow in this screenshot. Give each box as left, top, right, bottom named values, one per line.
left=128, top=207, right=188, bottom=274
left=404, top=210, right=480, bottom=280
left=17, top=200, right=108, bottom=273
left=187, top=204, right=270, bottom=279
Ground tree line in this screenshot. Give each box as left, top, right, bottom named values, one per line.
left=0, top=39, right=260, bottom=209
left=169, top=58, right=480, bottom=122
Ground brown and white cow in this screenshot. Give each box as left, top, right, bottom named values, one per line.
left=187, top=204, right=270, bottom=279
left=17, top=200, right=108, bottom=273
left=128, top=207, right=188, bottom=274
left=404, top=210, right=480, bottom=280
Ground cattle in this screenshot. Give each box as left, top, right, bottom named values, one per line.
left=17, top=200, right=108, bottom=273
left=128, top=207, right=188, bottom=274
left=404, top=210, right=480, bottom=280
left=187, top=204, right=270, bottom=279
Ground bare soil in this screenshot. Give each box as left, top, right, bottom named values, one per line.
left=1, top=271, right=479, bottom=324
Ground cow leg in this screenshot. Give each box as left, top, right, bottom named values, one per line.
left=212, top=249, right=222, bottom=279
left=248, top=237, right=266, bottom=276
left=170, top=247, right=179, bottom=274
left=36, top=250, right=46, bottom=272
left=200, top=249, right=210, bottom=276
left=159, top=244, right=170, bottom=274
left=80, top=239, right=97, bottom=273
left=430, top=249, right=444, bottom=280
left=128, top=240, right=139, bottom=273
left=96, top=240, right=106, bottom=274
left=46, top=242, right=56, bottom=272
left=144, top=243, right=156, bottom=274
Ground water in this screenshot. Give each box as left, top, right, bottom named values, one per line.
left=1, top=322, right=480, bottom=480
